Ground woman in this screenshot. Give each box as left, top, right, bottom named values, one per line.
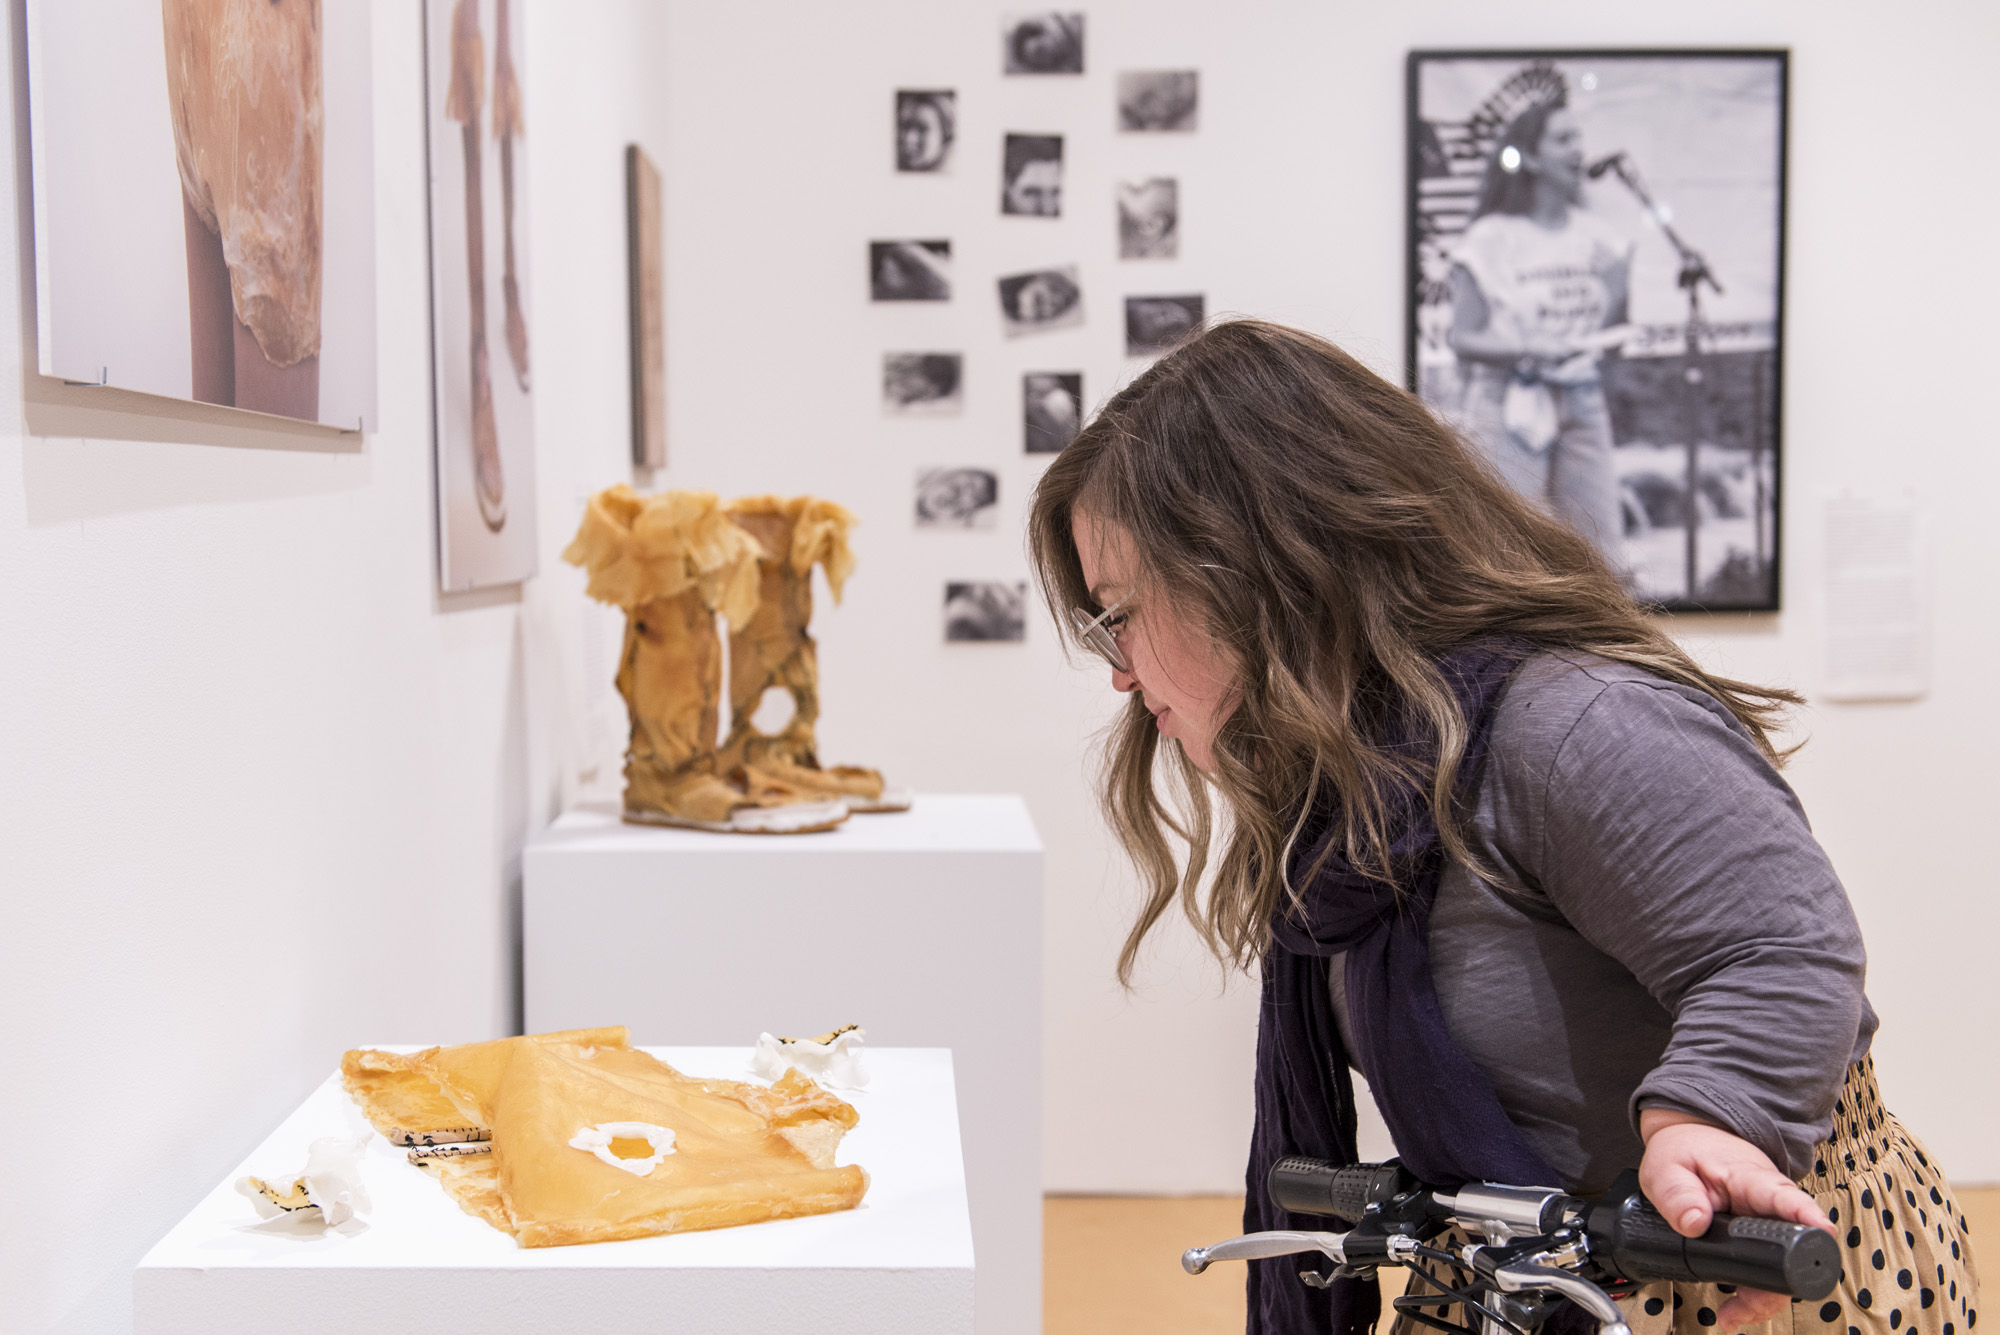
left=1027, top=320, right=1978, bottom=1335
left=1449, top=96, right=1631, bottom=570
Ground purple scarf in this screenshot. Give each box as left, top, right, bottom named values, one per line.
left=1246, top=641, right=1559, bottom=1335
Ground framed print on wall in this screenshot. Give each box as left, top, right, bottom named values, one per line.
left=1407, top=49, right=1788, bottom=611
left=627, top=144, right=665, bottom=469
left=426, top=0, right=539, bottom=591
left=26, top=0, right=377, bottom=429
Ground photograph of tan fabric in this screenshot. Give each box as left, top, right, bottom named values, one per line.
left=24, top=0, right=376, bottom=427
left=627, top=144, right=666, bottom=468
left=427, top=0, right=540, bottom=589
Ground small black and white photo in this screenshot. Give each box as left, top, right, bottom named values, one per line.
left=1001, top=134, right=1064, bottom=217
left=895, top=90, right=956, bottom=173
left=870, top=240, right=952, bottom=301
left=999, top=266, right=1083, bottom=336
left=915, top=467, right=1000, bottom=529
left=1125, top=294, right=1205, bottom=355
left=944, top=581, right=1029, bottom=643
left=1023, top=372, right=1083, bottom=454
left=1118, top=178, right=1179, bottom=259
left=1117, top=70, right=1199, bottom=131
left=1002, top=13, right=1083, bottom=75
left=883, top=353, right=964, bottom=414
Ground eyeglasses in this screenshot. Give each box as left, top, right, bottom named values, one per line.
left=1070, top=593, right=1132, bottom=673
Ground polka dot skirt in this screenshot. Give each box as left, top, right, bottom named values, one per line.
left=1622, top=1056, right=1977, bottom=1335
left=1386, top=1057, right=1979, bottom=1335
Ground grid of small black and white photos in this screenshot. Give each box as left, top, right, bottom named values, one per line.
left=880, top=19, right=1203, bottom=642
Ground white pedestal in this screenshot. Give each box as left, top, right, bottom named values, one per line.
left=136, top=1047, right=972, bottom=1335
left=522, top=795, right=1043, bottom=1335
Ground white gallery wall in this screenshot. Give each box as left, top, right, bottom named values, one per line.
left=0, top=2, right=665, bottom=1332
left=1, top=3, right=1995, bottom=1334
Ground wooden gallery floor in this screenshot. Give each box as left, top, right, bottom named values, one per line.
left=1045, top=1189, right=1999, bottom=1335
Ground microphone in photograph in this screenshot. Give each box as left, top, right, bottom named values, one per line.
left=1587, top=152, right=1627, bottom=180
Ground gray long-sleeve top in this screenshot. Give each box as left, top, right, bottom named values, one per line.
left=1326, top=652, right=1876, bottom=1193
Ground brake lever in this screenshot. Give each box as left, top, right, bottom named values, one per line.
left=1492, top=1260, right=1631, bottom=1335
left=1182, top=1229, right=1349, bottom=1275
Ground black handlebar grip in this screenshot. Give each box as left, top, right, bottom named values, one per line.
left=1586, top=1183, right=1841, bottom=1300
left=1268, top=1157, right=1411, bottom=1224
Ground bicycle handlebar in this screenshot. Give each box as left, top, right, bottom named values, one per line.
left=1265, top=1157, right=1837, bottom=1298
left=1185, top=1158, right=1840, bottom=1335
left=1581, top=1182, right=1840, bottom=1296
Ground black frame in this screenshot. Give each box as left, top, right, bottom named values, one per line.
left=1405, top=48, right=1790, bottom=613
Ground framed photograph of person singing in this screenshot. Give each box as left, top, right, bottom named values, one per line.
left=1406, top=50, right=1789, bottom=612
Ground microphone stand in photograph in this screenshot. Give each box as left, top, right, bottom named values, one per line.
left=1588, top=152, right=1748, bottom=604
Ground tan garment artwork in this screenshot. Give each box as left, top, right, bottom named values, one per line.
left=490, top=0, right=529, bottom=393
left=161, top=0, right=323, bottom=402
left=719, top=496, right=909, bottom=812
left=444, top=0, right=505, bottom=529
left=341, top=1027, right=868, bottom=1247
left=563, top=486, right=849, bottom=832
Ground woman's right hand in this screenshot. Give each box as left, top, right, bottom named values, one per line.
left=1638, top=1109, right=1835, bottom=1329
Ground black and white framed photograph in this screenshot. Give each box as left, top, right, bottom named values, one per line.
left=1117, top=70, right=1199, bottom=132
left=945, top=582, right=1029, bottom=642
left=916, top=468, right=1000, bottom=529
left=1408, top=50, right=1788, bottom=611
left=1002, top=134, right=1064, bottom=217
left=884, top=353, right=963, bottom=414
left=896, top=90, right=956, bottom=173
left=1126, top=294, right=1204, bottom=355
left=870, top=239, right=952, bottom=302
left=1002, top=13, right=1083, bottom=75
left=1118, top=178, right=1179, bottom=259
left=999, top=266, right=1084, bottom=336
left=1024, top=372, right=1083, bottom=454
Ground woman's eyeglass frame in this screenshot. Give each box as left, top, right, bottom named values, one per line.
left=1070, top=593, right=1132, bottom=673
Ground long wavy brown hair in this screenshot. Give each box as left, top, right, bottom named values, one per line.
left=1027, top=319, right=1799, bottom=983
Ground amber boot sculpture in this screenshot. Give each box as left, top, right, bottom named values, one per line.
left=718, top=496, right=910, bottom=813
left=563, top=487, right=848, bottom=833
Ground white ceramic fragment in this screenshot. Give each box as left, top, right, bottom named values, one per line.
left=751, top=1025, right=869, bottom=1090
left=235, top=1134, right=372, bottom=1231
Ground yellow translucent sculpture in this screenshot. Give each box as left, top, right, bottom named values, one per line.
left=719, top=496, right=908, bottom=812
left=341, top=1028, right=868, bottom=1247
left=563, top=487, right=847, bottom=831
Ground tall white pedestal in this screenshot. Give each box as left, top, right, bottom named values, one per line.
left=136, top=1047, right=972, bottom=1334
left=523, top=794, right=1044, bottom=1335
